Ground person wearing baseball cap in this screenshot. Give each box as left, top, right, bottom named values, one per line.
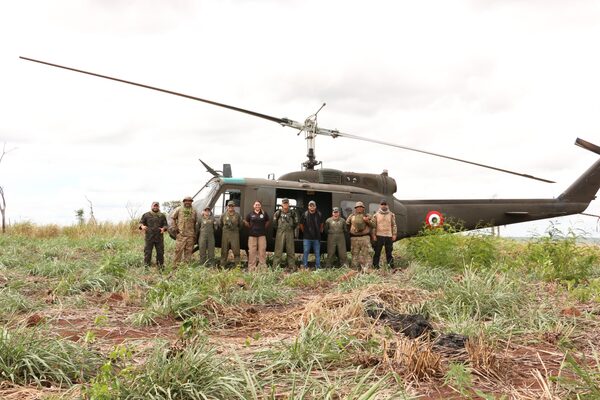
left=346, top=200, right=375, bottom=270
left=324, top=207, right=348, bottom=268
left=372, top=199, right=397, bottom=268
left=196, top=206, right=217, bottom=266
left=220, top=200, right=242, bottom=266
left=299, top=200, right=323, bottom=270
left=273, top=198, right=298, bottom=269
left=139, top=201, right=168, bottom=269
left=172, top=196, right=198, bottom=265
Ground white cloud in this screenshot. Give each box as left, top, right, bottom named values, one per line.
left=1, top=0, right=599, bottom=235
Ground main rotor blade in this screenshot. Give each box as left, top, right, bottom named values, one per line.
left=19, top=56, right=555, bottom=183
left=320, top=130, right=555, bottom=183
left=20, top=56, right=286, bottom=125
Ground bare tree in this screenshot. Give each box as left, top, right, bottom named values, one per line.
left=0, top=143, right=17, bottom=234
left=125, top=201, right=141, bottom=221
left=85, top=196, right=97, bottom=225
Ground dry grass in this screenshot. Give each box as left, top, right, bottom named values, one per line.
left=466, top=333, right=504, bottom=381
left=7, top=221, right=138, bottom=238
left=382, top=337, right=443, bottom=382
left=300, top=283, right=431, bottom=336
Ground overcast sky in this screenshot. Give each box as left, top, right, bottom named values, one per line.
left=1, top=0, right=600, bottom=237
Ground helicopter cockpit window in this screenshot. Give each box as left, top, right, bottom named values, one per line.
left=194, top=181, right=220, bottom=211
left=214, top=190, right=241, bottom=216
left=344, top=175, right=360, bottom=184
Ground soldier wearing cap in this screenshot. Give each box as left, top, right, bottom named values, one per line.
left=346, top=201, right=375, bottom=270
left=371, top=199, right=397, bottom=268
left=139, top=201, right=168, bottom=269
left=196, top=206, right=217, bottom=266
left=300, top=200, right=323, bottom=269
left=172, top=196, right=198, bottom=265
left=272, top=198, right=298, bottom=269
left=220, top=200, right=242, bottom=266
left=324, top=207, right=348, bottom=268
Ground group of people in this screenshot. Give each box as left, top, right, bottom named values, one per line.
left=139, top=197, right=397, bottom=270
left=293, top=199, right=397, bottom=270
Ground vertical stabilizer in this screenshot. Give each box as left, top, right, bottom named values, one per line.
left=558, top=138, right=600, bottom=202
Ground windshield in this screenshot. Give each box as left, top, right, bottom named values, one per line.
left=193, top=179, right=221, bottom=211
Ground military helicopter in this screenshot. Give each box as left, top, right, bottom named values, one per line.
left=20, top=57, right=600, bottom=252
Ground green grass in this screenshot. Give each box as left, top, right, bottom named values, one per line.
left=2, top=222, right=600, bottom=398
left=0, top=327, right=103, bottom=387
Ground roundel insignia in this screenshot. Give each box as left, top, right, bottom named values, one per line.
left=425, top=210, right=444, bottom=227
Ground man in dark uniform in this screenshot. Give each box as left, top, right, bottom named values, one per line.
left=139, top=201, right=168, bottom=269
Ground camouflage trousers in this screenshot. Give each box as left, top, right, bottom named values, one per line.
left=326, top=233, right=347, bottom=268
left=174, top=235, right=195, bottom=264
left=198, top=232, right=215, bottom=266
left=350, top=235, right=372, bottom=269
left=273, top=230, right=295, bottom=268
left=221, top=230, right=240, bottom=265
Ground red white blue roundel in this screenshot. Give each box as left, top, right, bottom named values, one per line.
left=425, top=210, right=444, bottom=227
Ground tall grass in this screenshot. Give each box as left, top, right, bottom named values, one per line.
left=524, top=226, right=599, bottom=284
left=0, top=327, right=102, bottom=387
left=405, top=223, right=501, bottom=270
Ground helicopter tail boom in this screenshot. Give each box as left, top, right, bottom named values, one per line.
left=558, top=138, right=600, bottom=203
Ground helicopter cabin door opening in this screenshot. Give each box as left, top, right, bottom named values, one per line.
left=275, top=189, right=333, bottom=252
left=213, top=189, right=242, bottom=216
left=275, top=189, right=332, bottom=221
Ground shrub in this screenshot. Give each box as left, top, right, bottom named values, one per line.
left=524, top=226, right=598, bottom=284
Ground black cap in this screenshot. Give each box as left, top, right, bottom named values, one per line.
left=380, top=199, right=388, bottom=205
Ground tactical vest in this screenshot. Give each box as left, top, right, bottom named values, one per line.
left=349, top=213, right=370, bottom=235
left=351, top=213, right=366, bottom=231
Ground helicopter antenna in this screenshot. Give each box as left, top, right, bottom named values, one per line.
left=20, top=56, right=555, bottom=183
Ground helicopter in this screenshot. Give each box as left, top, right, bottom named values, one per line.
left=20, top=57, right=600, bottom=253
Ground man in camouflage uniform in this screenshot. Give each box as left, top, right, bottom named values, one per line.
left=346, top=201, right=375, bottom=270
left=272, top=198, right=297, bottom=268
left=172, top=196, right=198, bottom=265
left=220, top=200, right=242, bottom=266
left=324, top=207, right=348, bottom=268
left=139, top=201, right=168, bottom=269
left=196, top=207, right=217, bottom=266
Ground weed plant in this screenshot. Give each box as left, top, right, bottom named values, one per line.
left=282, top=267, right=347, bottom=289
left=337, top=272, right=385, bottom=292
left=423, top=267, right=527, bottom=336
left=0, top=327, right=102, bottom=387
left=256, top=319, right=367, bottom=372
left=524, top=226, right=598, bottom=284
left=93, top=339, right=249, bottom=399
left=405, top=222, right=501, bottom=271
left=0, top=288, right=34, bottom=319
